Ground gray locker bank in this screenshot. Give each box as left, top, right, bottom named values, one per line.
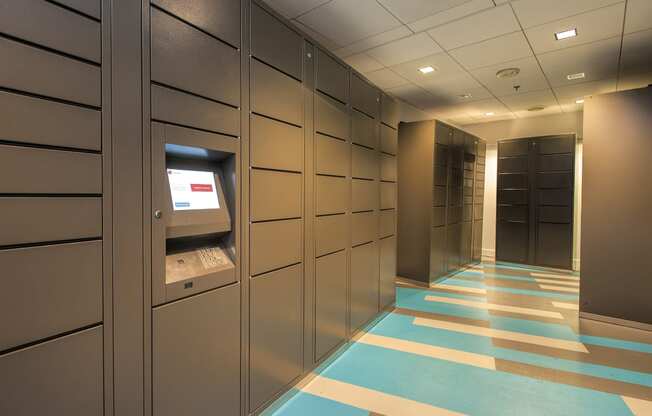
left=0, top=1, right=398, bottom=415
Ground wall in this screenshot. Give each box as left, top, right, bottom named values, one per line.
left=581, top=87, right=652, bottom=326
left=464, top=112, right=584, bottom=269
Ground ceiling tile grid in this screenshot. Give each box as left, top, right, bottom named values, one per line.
left=261, top=0, right=652, bottom=125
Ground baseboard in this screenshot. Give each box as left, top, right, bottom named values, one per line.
left=481, top=248, right=495, bottom=263
left=579, top=312, right=652, bottom=332
left=573, top=257, right=581, bottom=271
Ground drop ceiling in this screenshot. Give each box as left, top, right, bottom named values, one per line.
left=263, top=0, right=652, bottom=125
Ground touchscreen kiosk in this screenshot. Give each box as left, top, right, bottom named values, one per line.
left=151, top=123, right=238, bottom=305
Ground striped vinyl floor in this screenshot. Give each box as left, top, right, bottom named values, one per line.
left=266, top=262, right=652, bottom=416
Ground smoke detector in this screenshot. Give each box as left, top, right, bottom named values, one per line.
left=496, top=68, right=521, bottom=79
left=528, top=105, right=545, bottom=112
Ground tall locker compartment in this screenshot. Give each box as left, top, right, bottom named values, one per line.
left=350, top=74, right=381, bottom=333
left=496, top=135, right=575, bottom=269
left=0, top=1, right=105, bottom=414
left=398, top=120, right=485, bottom=284
left=473, top=142, right=486, bottom=262
left=248, top=3, right=304, bottom=413
left=314, top=48, right=350, bottom=362
left=148, top=0, right=242, bottom=415
left=379, top=93, right=399, bottom=309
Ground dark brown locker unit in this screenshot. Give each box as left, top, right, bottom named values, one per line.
left=248, top=4, right=304, bottom=413
left=0, top=1, right=106, bottom=414
left=313, top=47, right=350, bottom=363
left=398, top=120, right=486, bottom=284
left=149, top=1, right=242, bottom=415
left=473, top=142, right=486, bottom=262
left=496, top=135, right=575, bottom=269
left=379, top=94, right=399, bottom=309
left=350, top=73, right=382, bottom=334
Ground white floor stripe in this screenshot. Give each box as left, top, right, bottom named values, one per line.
left=430, top=283, right=487, bottom=295
left=534, top=278, right=579, bottom=287
left=358, top=332, right=496, bottom=370
left=539, top=284, right=580, bottom=293
left=622, top=396, right=652, bottom=416
left=551, top=301, right=579, bottom=310
left=303, top=376, right=466, bottom=416
left=530, top=272, right=580, bottom=281
left=413, top=317, right=589, bottom=353
left=424, top=295, right=564, bottom=319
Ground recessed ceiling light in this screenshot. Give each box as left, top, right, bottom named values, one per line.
left=459, top=93, right=472, bottom=99
left=528, top=106, right=545, bottom=112
left=555, top=28, right=577, bottom=40
left=485, top=112, right=495, bottom=116
left=418, top=66, right=435, bottom=74
left=575, top=99, right=585, bottom=104
left=567, top=72, right=585, bottom=80
left=496, top=68, right=520, bottom=79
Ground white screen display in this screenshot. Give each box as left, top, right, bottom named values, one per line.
left=167, top=169, right=220, bottom=211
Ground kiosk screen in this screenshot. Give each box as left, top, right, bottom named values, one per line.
left=167, top=169, right=220, bottom=211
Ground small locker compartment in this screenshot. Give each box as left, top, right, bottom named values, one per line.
left=251, top=59, right=303, bottom=127
left=315, top=214, right=348, bottom=256
left=250, top=264, right=302, bottom=411
left=151, top=122, right=239, bottom=305
left=316, top=48, right=348, bottom=104
left=250, top=219, right=302, bottom=276
left=0, top=326, right=103, bottom=416
left=381, top=94, right=399, bottom=129
left=251, top=114, right=303, bottom=173
left=250, top=169, right=302, bottom=221
left=315, top=250, right=347, bottom=361
left=352, top=179, right=378, bottom=213
left=315, top=134, right=349, bottom=177
left=316, top=93, right=349, bottom=140
left=352, top=211, right=378, bottom=246
left=352, top=144, right=378, bottom=180
left=380, top=124, right=398, bottom=155
left=251, top=3, right=302, bottom=80
left=153, top=285, right=240, bottom=416
left=316, top=175, right=348, bottom=215
left=351, top=74, right=379, bottom=119
left=352, top=110, right=377, bottom=149
left=379, top=210, right=396, bottom=238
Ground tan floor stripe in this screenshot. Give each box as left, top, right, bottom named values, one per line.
left=424, top=295, right=564, bottom=319
left=534, top=278, right=579, bottom=287
left=358, top=332, right=496, bottom=370
left=413, top=317, right=589, bottom=353
left=622, top=396, right=652, bottom=416
left=431, top=283, right=487, bottom=295
left=495, top=360, right=652, bottom=401
left=530, top=272, right=580, bottom=281
left=552, top=301, right=579, bottom=310
left=539, top=284, right=580, bottom=293
left=394, top=307, right=491, bottom=328
left=302, top=376, right=466, bottom=416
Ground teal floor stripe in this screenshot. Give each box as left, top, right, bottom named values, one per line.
left=270, top=392, right=368, bottom=416
left=322, top=343, right=634, bottom=416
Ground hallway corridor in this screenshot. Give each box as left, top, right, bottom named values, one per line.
left=267, top=263, right=652, bottom=416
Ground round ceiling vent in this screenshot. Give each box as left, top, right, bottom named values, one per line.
left=527, top=105, right=546, bottom=112
left=496, top=67, right=521, bottom=79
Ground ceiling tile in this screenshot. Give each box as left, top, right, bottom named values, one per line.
left=364, top=68, right=410, bottom=88
left=625, top=0, right=652, bottom=34
left=378, top=0, right=469, bottom=24
left=510, top=0, right=622, bottom=28
left=449, top=31, right=533, bottom=70
left=472, top=56, right=549, bottom=96
left=297, top=0, right=402, bottom=45
left=460, top=98, right=512, bottom=119
left=262, top=0, right=331, bottom=19
left=366, top=33, right=442, bottom=66
left=537, top=36, right=621, bottom=87
left=291, top=20, right=341, bottom=50
left=420, top=72, right=483, bottom=94
left=408, top=0, right=495, bottom=32
left=446, top=115, right=477, bottom=126
left=525, top=3, right=625, bottom=54
left=617, top=72, right=652, bottom=91
left=343, top=52, right=384, bottom=73
left=391, top=52, right=466, bottom=84
left=553, top=79, right=617, bottom=104
left=333, top=26, right=412, bottom=57
left=386, top=84, right=439, bottom=109
left=620, top=29, right=652, bottom=80
left=499, top=89, right=558, bottom=111
left=560, top=102, right=584, bottom=113
left=428, top=5, right=520, bottom=50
